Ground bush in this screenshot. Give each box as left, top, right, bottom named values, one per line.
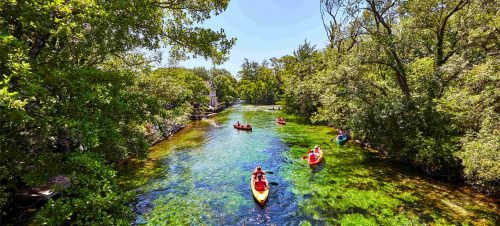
left=34, top=153, right=133, bottom=225
left=458, top=118, right=500, bottom=194
left=349, top=97, right=462, bottom=178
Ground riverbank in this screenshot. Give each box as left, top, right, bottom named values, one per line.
left=118, top=107, right=235, bottom=190
left=338, top=131, right=499, bottom=198
left=146, top=103, right=235, bottom=146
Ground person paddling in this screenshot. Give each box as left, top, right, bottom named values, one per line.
left=252, top=166, right=265, bottom=178
left=337, top=130, right=345, bottom=140
left=313, top=146, right=320, bottom=157
left=308, top=150, right=317, bottom=161
left=254, top=174, right=268, bottom=191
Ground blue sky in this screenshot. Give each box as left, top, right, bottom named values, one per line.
left=166, top=0, right=329, bottom=75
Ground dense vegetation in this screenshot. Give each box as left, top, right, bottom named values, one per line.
left=0, top=0, right=497, bottom=224
left=237, top=59, right=283, bottom=105
left=238, top=0, right=498, bottom=194
left=0, top=0, right=238, bottom=224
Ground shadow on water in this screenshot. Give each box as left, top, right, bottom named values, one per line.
left=310, top=158, right=327, bottom=174
left=355, top=151, right=500, bottom=224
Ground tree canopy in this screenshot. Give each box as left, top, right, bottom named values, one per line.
left=0, top=0, right=236, bottom=223
left=236, top=0, right=498, bottom=194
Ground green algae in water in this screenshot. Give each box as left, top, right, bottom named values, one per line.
left=276, top=113, right=498, bottom=225
left=125, top=105, right=498, bottom=225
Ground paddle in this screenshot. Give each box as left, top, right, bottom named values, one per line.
left=265, top=171, right=273, bottom=174
left=303, top=149, right=313, bottom=160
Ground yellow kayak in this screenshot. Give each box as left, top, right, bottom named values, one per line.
left=250, top=170, right=269, bottom=206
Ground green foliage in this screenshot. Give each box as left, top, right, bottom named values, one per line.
left=141, top=67, right=210, bottom=107
left=343, top=96, right=463, bottom=177
left=34, top=153, right=133, bottom=225
left=264, top=0, right=499, bottom=190
left=237, top=59, right=282, bottom=104
left=192, top=67, right=211, bottom=81
left=237, top=41, right=327, bottom=116
left=0, top=0, right=235, bottom=223
left=280, top=41, right=327, bottom=117
left=0, top=0, right=234, bottom=65
left=445, top=58, right=500, bottom=192
left=212, top=68, right=238, bottom=104
left=49, top=68, right=153, bottom=160
left=0, top=31, right=31, bottom=211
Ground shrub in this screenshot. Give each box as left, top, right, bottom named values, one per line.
left=34, top=153, right=133, bottom=225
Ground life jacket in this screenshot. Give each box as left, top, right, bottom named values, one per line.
left=309, top=153, right=316, bottom=161
left=255, top=181, right=267, bottom=191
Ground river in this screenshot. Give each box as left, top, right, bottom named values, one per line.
left=121, top=105, right=498, bottom=225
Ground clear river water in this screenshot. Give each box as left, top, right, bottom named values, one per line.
left=120, top=105, right=498, bottom=225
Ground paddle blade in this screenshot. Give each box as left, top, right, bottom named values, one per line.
left=302, top=156, right=308, bottom=160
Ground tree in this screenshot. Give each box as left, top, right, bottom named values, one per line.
left=292, top=0, right=499, bottom=187
left=280, top=41, right=327, bottom=117
left=0, top=0, right=235, bottom=222
left=237, top=59, right=281, bottom=104
left=212, top=69, right=238, bottom=104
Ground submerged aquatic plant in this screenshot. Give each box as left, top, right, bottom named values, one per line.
left=124, top=106, right=498, bottom=225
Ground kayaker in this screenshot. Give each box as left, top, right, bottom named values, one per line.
left=237, top=121, right=241, bottom=126
left=253, top=166, right=265, bottom=178
left=308, top=150, right=317, bottom=161
left=254, top=174, right=267, bottom=191
left=314, top=146, right=320, bottom=157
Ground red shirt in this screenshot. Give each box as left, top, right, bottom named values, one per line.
left=255, top=181, right=267, bottom=191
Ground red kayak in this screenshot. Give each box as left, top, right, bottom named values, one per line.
left=234, top=124, right=252, bottom=131
left=307, top=148, right=323, bottom=166
left=276, top=119, right=286, bottom=125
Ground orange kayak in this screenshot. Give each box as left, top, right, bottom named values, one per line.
left=276, top=119, right=286, bottom=125
left=308, top=148, right=323, bottom=166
